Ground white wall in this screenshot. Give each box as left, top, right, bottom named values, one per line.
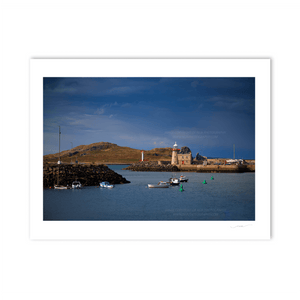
left=1, top=1, right=300, bottom=300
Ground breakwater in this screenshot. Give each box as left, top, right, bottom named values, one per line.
left=123, top=161, right=179, bottom=172
left=43, top=163, right=130, bottom=188
left=195, top=164, right=254, bottom=173
left=123, top=161, right=255, bottom=173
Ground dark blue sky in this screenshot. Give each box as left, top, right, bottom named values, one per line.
left=43, top=77, right=255, bottom=159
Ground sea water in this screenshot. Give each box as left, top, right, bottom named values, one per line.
left=43, top=165, right=255, bottom=221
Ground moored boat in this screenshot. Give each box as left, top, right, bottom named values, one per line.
left=169, top=178, right=180, bottom=185
left=148, top=183, right=169, bottom=188
left=54, top=185, right=70, bottom=189
left=158, top=181, right=170, bottom=186
left=179, top=175, right=188, bottom=182
left=72, top=181, right=82, bottom=189
left=100, top=181, right=114, bottom=188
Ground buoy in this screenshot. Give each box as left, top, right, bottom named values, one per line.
left=211, top=176, right=214, bottom=180
left=179, top=184, right=184, bottom=192
left=203, top=180, right=207, bottom=184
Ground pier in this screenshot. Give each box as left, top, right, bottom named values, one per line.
left=123, top=161, right=255, bottom=173
left=43, top=163, right=130, bottom=189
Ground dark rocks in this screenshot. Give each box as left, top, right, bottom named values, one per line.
left=43, top=163, right=130, bottom=189
left=123, top=161, right=179, bottom=172
left=69, top=151, right=79, bottom=156
left=89, top=143, right=115, bottom=151
left=194, top=152, right=207, bottom=161
left=179, top=146, right=191, bottom=154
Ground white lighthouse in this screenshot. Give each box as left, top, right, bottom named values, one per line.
left=141, top=150, right=144, bottom=161
left=171, top=142, right=180, bottom=165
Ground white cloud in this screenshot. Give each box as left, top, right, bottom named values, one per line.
left=95, top=108, right=105, bottom=115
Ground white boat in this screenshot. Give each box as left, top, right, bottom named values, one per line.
left=179, top=175, right=188, bottom=182
left=72, top=181, right=82, bottom=189
left=100, top=181, right=114, bottom=188
left=54, top=185, right=70, bottom=190
left=169, top=178, right=180, bottom=185
left=148, top=182, right=169, bottom=188
left=158, top=181, right=170, bottom=186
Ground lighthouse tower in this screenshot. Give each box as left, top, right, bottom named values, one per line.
left=141, top=150, right=144, bottom=161
left=171, top=142, right=180, bottom=165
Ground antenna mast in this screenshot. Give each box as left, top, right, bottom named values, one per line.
left=58, top=126, right=61, bottom=164
left=233, top=144, right=235, bottom=159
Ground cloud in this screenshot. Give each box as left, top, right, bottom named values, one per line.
left=121, top=103, right=131, bottom=107
left=165, top=128, right=227, bottom=148
left=95, top=108, right=105, bottom=115
left=208, top=96, right=255, bottom=112
left=107, top=87, right=132, bottom=94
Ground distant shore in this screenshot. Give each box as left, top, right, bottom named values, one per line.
left=104, top=163, right=132, bottom=165
left=123, top=161, right=255, bottom=173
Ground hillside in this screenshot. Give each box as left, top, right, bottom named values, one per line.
left=43, top=142, right=173, bottom=164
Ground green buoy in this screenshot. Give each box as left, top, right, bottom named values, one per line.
left=203, top=180, right=207, bottom=184
left=179, top=184, right=184, bottom=192
left=211, top=176, right=214, bottom=180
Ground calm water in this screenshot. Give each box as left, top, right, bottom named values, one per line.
left=44, top=165, right=255, bottom=221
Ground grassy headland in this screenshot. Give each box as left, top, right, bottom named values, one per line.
left=43, top=142, right=173, bottom=164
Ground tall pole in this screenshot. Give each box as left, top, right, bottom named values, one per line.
left=233, top=144, right=235, bottom=159
left=59, top=126, right=61, bottom=163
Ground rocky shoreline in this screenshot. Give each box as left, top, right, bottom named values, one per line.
left=43, top=163, right=130, bottom=189
left=123, top=161, right=179, bottom=172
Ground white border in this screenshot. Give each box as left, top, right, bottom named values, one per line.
left=30, top=59, right=270, bottom=240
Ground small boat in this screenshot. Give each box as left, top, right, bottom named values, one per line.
left=158, top=181, right=170, bottom=186
left=72, top=181, right=82, bottom=189
left=148, top=183, right=169, bottom=188
left=179, top=175, right=188, bottom=182
left=169, top=178, right=180, bottom=185
left=54, top=185, right=70, bottom=190
left=100, top=181, right=114, bottom=188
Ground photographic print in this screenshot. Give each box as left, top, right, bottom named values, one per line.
left=30, top=59, right=270, bottom=239
left=43, top=77, right=255, bottom=221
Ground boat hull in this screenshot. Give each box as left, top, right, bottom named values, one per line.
left=148, top=184, right=169, bottom=188
left=54, top=185, right=69, bottom=190
left=100, top=182, right=114, bottom=188
left=169, top=178, right=180, bottom=185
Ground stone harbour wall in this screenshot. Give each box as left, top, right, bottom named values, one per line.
left=123, top=161, right=179, bottom=172
left=43, top=163, right=130, bottom=188
left=124, top=161, right=255, bottom=173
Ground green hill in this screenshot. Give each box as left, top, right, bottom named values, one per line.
left=43, top=142, right=173, bottom=164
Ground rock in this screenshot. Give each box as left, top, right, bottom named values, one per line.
left=69, top=151, right=79, bottom=156
left=194, top=153, right=207, bottom=161
left=179, top=146, right=191, bottom=154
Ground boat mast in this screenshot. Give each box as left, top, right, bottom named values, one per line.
left=58, top=126, right=61, bottom=164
